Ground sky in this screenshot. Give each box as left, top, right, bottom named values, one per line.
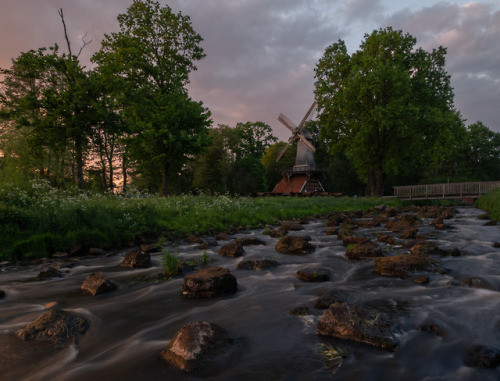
left=0, top=0, right=499, bottom=141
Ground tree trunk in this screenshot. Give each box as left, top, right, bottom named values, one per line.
left=122, top=155, right=127, bottom=194
left=75, top=135, right=84, bottom=189
left=365, top=168, right=374, bottom=197
left=161, top=161, right=169, bottom=197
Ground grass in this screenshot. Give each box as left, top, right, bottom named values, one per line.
left=0, top=179, right=406, bottom=262
left=475, top=187, right=500, bottom=221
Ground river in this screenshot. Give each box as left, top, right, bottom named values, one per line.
left=0, top=206, right=499, bottom=380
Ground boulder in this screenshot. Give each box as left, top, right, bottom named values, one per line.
left=185, top=234, right=202, bottom=244
left=345, top=241, right=382, bottom=260
left=410, top=242, right=440, bottom=256
left=235, top=236, right=265, bottom=246
left=88, top=248, right=106, bottom=256
left=121, top=248, right=151, bottom=268
left=296, top=268, right=331, bottom=282
left=464, top=344, right=500, bottom=368
left=218, top=243, right=244, bottom=257
left=385, top=214, right=421, bottom=233
left=17, top=308, right=89, bottom=347
left=215, top=233, right=228, bottom=241
left=289, top=306, right=309, bottom=316
left=313, top=295, right=340, bottom=309
left=342, top=236, right=369, bottom=246
left=36, top=266, right=63, bottom=281
left=140, top=243, right=161, bottom=253
left=0, top=289, right=5, bottom=299
left=325, top=227, right=338, bottom=236
left=81, top=273, right=117, bottom=296
left=374, top=254, right=432, bottom=279
left=413, top=275, right=429, bottom=285
left=399, top=227, right=418, bottom=239
left=377, top=234, right=397, bottom=245
left=182, top=267, right=237, bottom=299
left=356, top=220, right=379, bottom=228
left=317, top=302, right=398, bottom=351
left=280, top=221, right=303, bottom=231
left=195, top=240, right=218, bottom=250
left=275, top=236, right=314, bottom=255
left=236, top=259, right=279, bottom=270
left=160, top=321, right=237, bottom=374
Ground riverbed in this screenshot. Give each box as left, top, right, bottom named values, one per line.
left=0, top=206, right=499, bottom=380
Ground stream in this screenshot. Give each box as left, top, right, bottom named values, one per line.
left=0, top=206, right=499, bottom=380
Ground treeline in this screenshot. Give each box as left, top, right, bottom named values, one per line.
left=1, top=2, right=499, bottom=197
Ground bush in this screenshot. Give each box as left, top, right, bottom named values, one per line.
left=476, top=188, right=500, bottom=221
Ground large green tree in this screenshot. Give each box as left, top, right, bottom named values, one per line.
left=92, top=0, right=210, bottom=196
left=315, top=27, right=461, bottom=196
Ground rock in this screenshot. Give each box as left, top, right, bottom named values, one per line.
left=182, top=267, right=237, bottom=299
left=88, top=247, right=106, bottom=256
left=464, top=345, right=500, bottom=368
left=121, top=248, right=151, bottom=268
left=44, top=301, right=60, bottom=309
left=269, top=228, right=285, bottom=238
left=185, top=234, right=202, bottom=244
left=385, top=214, right=421, bottom=233
left=345, top=241, right=382, bottom=260
left=160, top=321, right=237, bottom=374
left=52, top=252, right=68, bottom=258
left=410, top=242, right=440, bottom=256
left=337, top=228, right=354, bottom=240
left=275, top=236, right=314, bottom=255
left=356, top=220, right=379, bottom=228
left=317, top=302, right=398, bottom=351
left=342, top=236, right=369, bottom=246
left=417, top=323, right=442, bottom=336
left=235, top=236, right=265, bottom=246
left=140, top=243, right=161, bottom=253
left=313, top=295, right=340, bottom=309
left=236, top=259, right=279, bottom=270
left=69, top=246, right=85, bottom=257
left=374, top=254, right=432, bottom=279
left=0, top=289, right=5, bottom=299
left=289, top=306, right=309, bottom=316
left=195, top=240, right=218, bottom=250
left=399, top=227, right=418, bottom=239
left=81, top=273, right=117, bottom=296
left=484, top=220, right=497, bottom=226
left=36, top=266, right=63, bottom=281
left=377, top=235, right=397, bottom=245
left=296, top=268, right=331, bottom=282
left=493, top=242, right=500, bottom=248
left=218, top=243, right=244, bottom=257
left=280, top=221, right=303, bottom=231
left=413, top=275, right=429, bottom=284
left=215, top=233, right=228, bottom=241
left=17, top=308, right=89, bottom=347
left=439, top=248, right=461, bottom=257
left=461, top=277, right=485, bottom=288
left=325, top=227, right=338, bottom=236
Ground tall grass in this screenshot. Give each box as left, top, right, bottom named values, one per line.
left=475, top=187, right=500, bottom=221
left=0, top=179, right=402, bottom=262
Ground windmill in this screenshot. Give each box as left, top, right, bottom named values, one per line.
left=272, top=101, right=326, bottom=194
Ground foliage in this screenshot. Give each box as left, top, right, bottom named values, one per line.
left=475, top=187, right=500, bottom=221
left=161, top=249, right=180, bottom=277
left=0, top=179, right=403, bottom=262
left=315, top=27, right=461, bottom=196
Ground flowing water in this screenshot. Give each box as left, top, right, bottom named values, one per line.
left=0, top=207, right=499, bottom=380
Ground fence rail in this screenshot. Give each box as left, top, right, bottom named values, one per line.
left=393, top=181, right=500, bottom=200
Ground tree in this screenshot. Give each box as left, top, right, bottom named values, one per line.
left=314, top=27, right=460, bottom=196
left=92, top=0, right=210, bottom=196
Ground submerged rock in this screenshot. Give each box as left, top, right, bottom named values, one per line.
left=317, top=302, right=398, bottom=351
left=121, top=248, right=150, bottom=268
left=235, top=236, right=266, bottom=246
left=81, top=272, right=117, bottom=296
left=464, top=344, right=500, bottom=368
left=296, top=268, right=331, bottom=282
left=236, top=259, right=279, bottom=270
left=36, top=266, right=63, bottom=281
left=275, top=236, right=314, bottom=255
left=160, top=321, right=237, bottom=374
left=182, top=267, right=237, bottom=298
left=17, top=308, right=89, bottom=347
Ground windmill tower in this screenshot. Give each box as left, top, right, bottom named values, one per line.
left=272, top=101, right=326, bottom=194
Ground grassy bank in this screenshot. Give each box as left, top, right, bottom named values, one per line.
left=0, top=179, right=403, bottom=262
left=475, top=187, right=500, bottom=221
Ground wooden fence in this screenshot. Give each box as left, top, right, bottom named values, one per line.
left=393, top=181, right=500, bottom=200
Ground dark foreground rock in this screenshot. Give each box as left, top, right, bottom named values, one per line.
left=236, top=259, right=279, bottom=270
left=17, top=308, right=89, bottom=347
left=182, top=267, right=237, bottom=298
left=81, top=272, right=117, bottom=296
left=317, top=302, right=398, bottom=351
left=160, top=321, right=237, bottom=374
left=464, top=344, right=500, bottom=368
left=374, top=254, right=433, bottom=279
left=121, top=248, right=151, bottom=268
left=275, top=236, right=314, bottom=255
left=218, top=243, right=244, bottom=257
left=0, top=289, right=5, bottom=299
left=345, top=241, right=382, bottom=260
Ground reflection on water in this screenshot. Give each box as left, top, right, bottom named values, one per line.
left=0, top=207, right=499, bottom=380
